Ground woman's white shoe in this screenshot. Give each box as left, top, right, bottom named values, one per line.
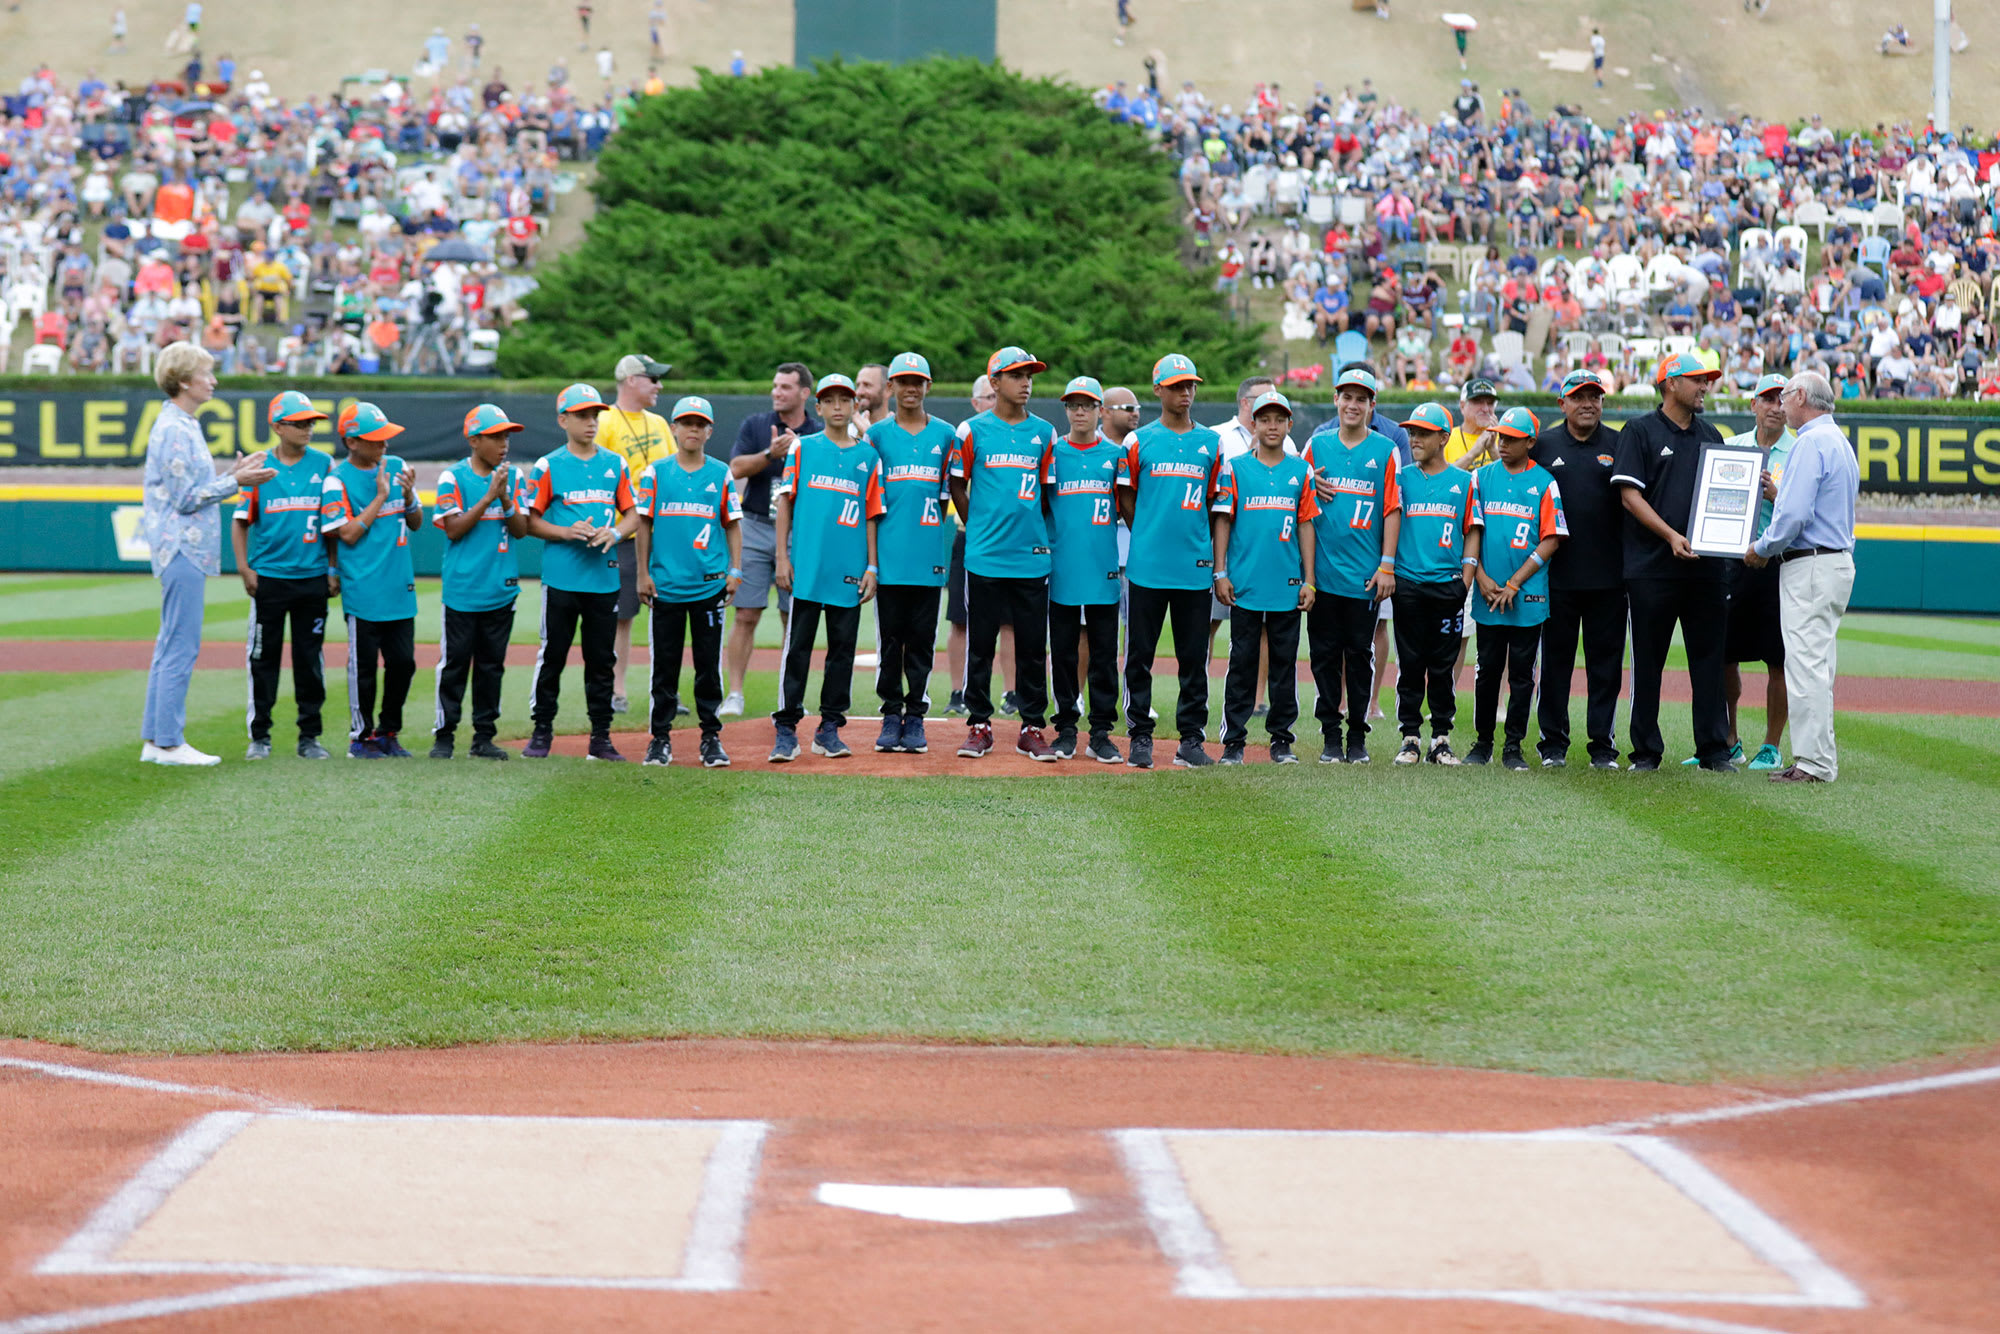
left=151, top=743, right=221, bottom=766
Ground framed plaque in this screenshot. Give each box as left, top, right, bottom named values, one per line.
left=1688, top=446, right=1766, bottom=557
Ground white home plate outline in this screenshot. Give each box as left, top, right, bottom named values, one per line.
left=38, top=1109, right=768, bottom=1293
left=1113, top=1127, right=1865, bottom=1326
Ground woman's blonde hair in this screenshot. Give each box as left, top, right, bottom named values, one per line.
left=154, top=342, right=215, bottom=398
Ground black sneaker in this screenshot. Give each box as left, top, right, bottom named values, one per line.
left=1219, top=743, right=1246, bottom=765
left=1087, top=733, right=1122, bottom=764
left=1699, top=758, right=1739, bottom=774
left=1343, top=741, right=1370, bottom=765
left=1464, top=743, right=1493, bottom=766
left=1427, top=737, right=1460, bottom=766
left=1173, top=739, right=1214, bottom=768
left=644, top=738, right=671, bottom=766
left=428, top=738, right=453, bottom=759
left=245, top=739, right=272, bottom=761
left=1629, top=757, right=1661, bottom=772
left=469, top=739, right=509, bottom=761
left=296, top=737, right=330, bottom=760
left=1590, top=755, right=1621, bottom=770
left=586, top=735, right=627, bottom=762
left=943, top=690, right=968, bottom=717
left=1541, top=753, right=1567, bottom=769
left=1000, top=691, right=1020, bottom=716
left=700, top=735, right=730, bottom=768
left=1052, top=729, right=1077, bottom=759
left=1502, top=746, right=1531, bottom=771
left=1394, top=737, right=1422, bottom=765
left=1318, top=738, right=1343, bottom=764
left=1127, top=735, right=1154, bottom=769
left=522, top=728, right=554, bottom=759
left=1269, top=740, right=1297, bottom=764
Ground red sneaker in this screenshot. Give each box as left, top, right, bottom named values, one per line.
left=956, top=723, right=994, bottom=758
left=1016, top=725, right=1059, bottom=762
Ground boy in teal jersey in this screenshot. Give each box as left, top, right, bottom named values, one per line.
left=521, top=383, right=634, bottom=761
left=1464, top=406, right=1568, bottom=769
left=1211, top=389, right=1318, bottom=765
left=323, top=401, right=421, bottom=758
left=429, top=403, right=529, bottom=761
left=771, top=374, right=884, bottom=762
left=1045, top=376, right=1127, bottom=762
left=231, top=390, right=333, bottom=760
left=1301, top=366, right=1401, bottom=764
left=1118, top=352, right=1222, bottom=769
left=624, top=396, right=741, bottom=769
left=948, top=346, right=1059, bottom=762
left=863, top=351, right=955, bottom=756
left=1389, top=402, right=1470, bottom=765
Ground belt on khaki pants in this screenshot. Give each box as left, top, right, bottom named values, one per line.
left=1780, top=545, right=1847, bottom=564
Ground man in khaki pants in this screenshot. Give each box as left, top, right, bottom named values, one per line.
left=1744, top=371, right=1858, bottom=784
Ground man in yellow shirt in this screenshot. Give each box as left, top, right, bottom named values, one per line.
left=594, top=352, right=674, bottom=714
left=249, top=249, right=292, bottom=325
left=1442, top=377, right=1499, bottom=466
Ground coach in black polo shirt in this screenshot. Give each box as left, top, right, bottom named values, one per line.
left=1532, top=368, right=1625, bottom=769
left=1611, top=352, right=1734, bottom=773
left=720, top=361, right=820, bottom=716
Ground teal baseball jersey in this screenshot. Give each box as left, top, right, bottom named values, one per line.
left=865, top=415, right=955, bottom=587
left=1045, top=433, right=1127, bottom=606
left=321, top=456, right=418, bottom=622
left=432, top=461, right=523, bottom=613
left=237, top=448, right=331, bottom=579
left=522, top=445, right=635, bottom=595
left=778, top=432, right=885, bottom=608
left=950, top=411, right=1056, bottom=579
left=1302, top=430, right=1402, bottom=598
left=1469, top=460, right=1567, bottom=627
left=636, top=455, right=740, bottom=603
left=1121, top=420, right=1222, bottom=590
left=1212, top=450, right=1320, bottom=613
left=1393, top=462, right=1473, bottom=588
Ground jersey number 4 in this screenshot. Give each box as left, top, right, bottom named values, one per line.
left=692, top=523, right=713, bottom=550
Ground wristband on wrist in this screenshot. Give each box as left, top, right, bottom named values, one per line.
left=1212, top=570, right=1228, bottom=582
left=1461, top=557, right=1478, bottom=567
left=865, top=564, right=878, bottom=574
left=728, top=566, right=743, bottom=577
left=1377, top=558, right=1394, bottom=571
left=1526, top=551, right=1545, bottom=570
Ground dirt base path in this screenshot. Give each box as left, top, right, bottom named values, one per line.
left=3, top=1038, right=1995, bottom=1333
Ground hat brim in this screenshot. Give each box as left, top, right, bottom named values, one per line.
left=1561, top=383, right=1606, bottom=397
left=993, top=359, right=1049, bottom=376
left=349, top=423, right=405, bottom=442
left=1335, top=381, right=1377, bottom=395
left=889, top=371, right=933, bottom=382
left=274, top=410, right=330, bottom=424
left=1661, top=368, right=1723, bottom=383
left=1493, top=426, right=1536, bottom=439
left=815, top=385, right=857, bottom=398
left=561, top=402, right=612, bottom=414
left=1155, top=373, right=1202, bottom=386
left=1061, top=393, right=1103, bottom=404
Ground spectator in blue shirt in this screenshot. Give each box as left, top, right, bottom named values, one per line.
left=1313, top=282, right=1350, bottom=341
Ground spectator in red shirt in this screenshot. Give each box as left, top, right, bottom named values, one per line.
left=504, top=213, right=539, bottom=266
left=282, top=194, right=312, bottom=234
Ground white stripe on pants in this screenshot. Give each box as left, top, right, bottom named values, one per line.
left=1778, top=550, right=1854, bottom=781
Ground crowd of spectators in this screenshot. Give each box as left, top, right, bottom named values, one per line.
left=1105, top=73, right=2000, bottom=400
left=1, top=51, right=637, bottom=378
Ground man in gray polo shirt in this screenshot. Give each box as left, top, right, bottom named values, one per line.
left=722, top=361, right=817, bottom=716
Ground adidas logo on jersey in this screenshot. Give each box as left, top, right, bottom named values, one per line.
left=1660, top=446, right=1675, bottom=457
left=1449, top=484, right=1462, bottom=493
left=1551, top=457, right=1566, bottom=467
left=1528, top=486, right=1541, bottom=495
left=1364, top=458, right=1379, bottom=469
left=704, top=482, right=717, bottom=491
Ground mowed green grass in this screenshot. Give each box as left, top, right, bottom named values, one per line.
left=2, top=576, right=1998, bottom=1081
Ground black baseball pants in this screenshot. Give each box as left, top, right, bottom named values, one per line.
left=1223, top=605, right=1302, bottom=746
left=434, top=604, right=514, bottom=745
left=874, top=583, right=941, bottom=718
left=1125, top=583, right=1210, bottom=741
left=774, top=596, right=860, bottom=730
left=650, top=592, right=726, bottom=739
left=1307, top=592, right=1377, bottom=745
left=966, top=573, right=1048, bottom=727
left=246, top=575, right=327, bottom=743
left=1391, top=581, right=1464, bottom=738
left=1050, top=599, right=1120, bottom=736
left=345, top=614, right=415, bottom=740
left=1626, top=576, right=1730, bottom=767
left=531, top=585, right=619, bottom=737
left=1537, top=585, right=1627, bottom=764
left=1474, top=621, right=1540, bottom=748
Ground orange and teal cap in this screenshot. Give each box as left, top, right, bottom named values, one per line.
left=669, top=395, right=714, bottom=423
left=1753, top=372, right=1789, bottom=397
left=1249, top=388, right=1293, bottom=417
left=556, top=383, right=609, bottom=414
left=267, top=390, right=328, bottom=426
left=1152, top=352, right=1201, bottom=386
left=987, top=346, right=1048, bottom=377
left=1334, top=365, right=1379, bottom=396
left=462, top=403, right=524, bottom=437
left=815, top=372, right=857, bottom=398
left=1061, top=375, right=1104, bottom=402
left=1655, top=350, right=1722, bottom=383
left=1560, top=368, right=1609, bottom=397
left=339, top=401, right=404, bottom=442
left=1405, top=401, right=1454, bottom=433
left=887, top=351, right=932, bottom=381
left=1493, top=406, right=1541, bottom=438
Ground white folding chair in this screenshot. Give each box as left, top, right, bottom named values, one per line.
left=21, top=343, right=64, bottom=373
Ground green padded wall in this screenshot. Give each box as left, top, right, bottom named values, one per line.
left=794, top=0, right=996, bottom=66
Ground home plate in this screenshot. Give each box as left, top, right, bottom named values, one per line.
left=42, top=1111, right=767, bottom=1290
left=816, top=1183, right=1076, bottom=1223
left=1115, top=1129, right=1864, bottom=1307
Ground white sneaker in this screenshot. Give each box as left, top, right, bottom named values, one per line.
left=140, top=742, right=169, bottom=763
left=719, top=692, right=745, bottom=718
left=151, top=743, right=221, bottom=767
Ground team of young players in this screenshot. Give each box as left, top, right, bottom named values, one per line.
left=236, top=349, right=1573, bottom=769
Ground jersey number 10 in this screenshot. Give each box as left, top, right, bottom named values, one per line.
left=837, top=499, right=862, bottom=528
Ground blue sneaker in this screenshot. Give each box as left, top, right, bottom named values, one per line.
left=812, top=723, right=851, bottom=758
left=901, top=716, right=929, bottom=754
left=768, top=725, right=800, bottom=763
left=376, top=731, right=414, bottom=758
left=874, top=714, right=903, bottom=753
left=347, top=733, right=383, bottom=759
left=1747, top=743, right=1783, bottom=771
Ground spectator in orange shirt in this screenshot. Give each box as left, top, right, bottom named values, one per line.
left=153, top=176, right=194, bottom=226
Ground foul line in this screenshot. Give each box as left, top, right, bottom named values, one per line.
left=1581, top=1062, right=2000, bottom=1135
left=0, top=1056, right=303, bottom=1110
left=0, top=1278, right=390, bottom=1334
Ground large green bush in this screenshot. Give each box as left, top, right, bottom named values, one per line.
left=498, top=59, right=1263, bottom=385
